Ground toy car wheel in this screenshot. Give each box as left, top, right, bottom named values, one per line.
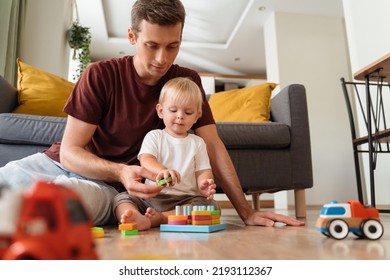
left=327, top=219, right=349, bottom=240
left=361, top=219, right=384, bottom=240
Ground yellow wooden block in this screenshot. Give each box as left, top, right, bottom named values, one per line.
left=91, top=227, right=104, bottom=238
left=118, top=223, right=138, bottom=230
left=191, top=210, right=210, bottom=216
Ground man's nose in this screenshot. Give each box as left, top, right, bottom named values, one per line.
left=156, top=49, right=167, bottom=64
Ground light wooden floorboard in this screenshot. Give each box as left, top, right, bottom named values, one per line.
left=94, top=208, right=390, bottom=260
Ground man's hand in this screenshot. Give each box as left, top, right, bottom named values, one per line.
left=120, top=165, right=164, bottom=199
left=244, top=210, right=305, bottom=227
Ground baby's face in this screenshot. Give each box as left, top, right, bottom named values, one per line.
left=158, top=95, right=200, bottom=137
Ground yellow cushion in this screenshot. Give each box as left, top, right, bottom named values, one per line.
left=13, top=58, right=75, bottom=117
left=208, top=83, right=277, bottom=122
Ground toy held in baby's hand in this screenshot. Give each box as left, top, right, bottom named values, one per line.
left=157, top=176, right=173, bottom=187
left=157, top=176, right=173, bottom=193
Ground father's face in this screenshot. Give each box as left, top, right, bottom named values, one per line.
left=129, top=20, right=182, bottom=85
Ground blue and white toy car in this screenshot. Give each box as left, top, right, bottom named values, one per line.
left=315, top=200, right=384, bottom=240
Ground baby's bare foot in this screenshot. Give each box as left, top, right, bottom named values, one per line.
left=145, top=207, right=157, bottom=218
left=145, top=207, right=168, bottom=227
left=120, top=209, right=151, bottom=231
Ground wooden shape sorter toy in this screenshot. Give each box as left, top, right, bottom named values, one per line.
left=160, top=205, right=227, bottom=233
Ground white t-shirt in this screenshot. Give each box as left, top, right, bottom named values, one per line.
left=138, top=129, right=211, bottom=196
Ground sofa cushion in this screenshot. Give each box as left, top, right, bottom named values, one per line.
left=13, top=58, right=75, bottom=117
left=0, top=75, right=18, bottom=113
left=216, top=122, right=290, bottom=149
left=208, top=83, right=277, bottom=122
left=0, top=113, right=66, bottom=145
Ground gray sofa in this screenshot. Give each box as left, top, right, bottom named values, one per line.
left=0, top=75, right=313, bottom=218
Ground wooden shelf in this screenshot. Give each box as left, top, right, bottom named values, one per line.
left=353, top=128, right=390, bottom=146
left=354, top=53, right=390, bottom=82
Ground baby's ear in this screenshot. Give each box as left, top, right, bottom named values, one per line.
left=156, top=104, right=164, bottom=119
left=195, top=111, right=202, bottom=122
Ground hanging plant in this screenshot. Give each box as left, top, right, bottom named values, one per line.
left=67, top=21, right=91, bottom=80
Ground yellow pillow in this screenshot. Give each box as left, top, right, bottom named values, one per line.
left=13, top=58, right=75, bottom=117
left=208, top=83, right=277, bottom=122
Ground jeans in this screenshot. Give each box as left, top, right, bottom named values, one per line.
left=0, top=153, right=118, bottom=226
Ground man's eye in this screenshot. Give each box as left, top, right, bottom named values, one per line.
left=168, top=45, right=179, bottom=49
left=146, top=43, right=158, bottom=49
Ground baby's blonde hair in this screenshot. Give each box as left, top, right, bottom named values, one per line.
left=159, top=77, right=203, bottom=116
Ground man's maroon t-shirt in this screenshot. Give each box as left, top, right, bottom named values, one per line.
left=44, top=56, right=215, bottom=191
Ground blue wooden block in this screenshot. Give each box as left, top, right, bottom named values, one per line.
left=160, top=223, right=226, bottom=233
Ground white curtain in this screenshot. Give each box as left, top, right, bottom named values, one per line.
left=0, top=0, right=26, bottom=86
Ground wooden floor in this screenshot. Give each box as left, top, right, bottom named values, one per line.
left=94, top=207, right=390, bottom=260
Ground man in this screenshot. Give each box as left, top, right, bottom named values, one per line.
left=0, top=0, right=304, bottom=227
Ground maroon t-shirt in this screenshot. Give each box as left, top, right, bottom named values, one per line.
left=44, top=56, right=215, bottom=191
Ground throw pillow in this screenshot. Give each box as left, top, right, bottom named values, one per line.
left=208, top=82, right=277, bottom=122
left=13, top=58, right=75, bottom=117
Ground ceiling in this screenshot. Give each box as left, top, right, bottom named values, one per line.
left=76, top=0, right=344, bottom=77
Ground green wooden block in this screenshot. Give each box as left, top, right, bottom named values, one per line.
left=121, top=229, right=139, bottom=236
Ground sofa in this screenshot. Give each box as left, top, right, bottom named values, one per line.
left=0, top=75, right=313, bottom=218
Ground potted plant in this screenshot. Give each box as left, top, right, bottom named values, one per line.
left=67, top=21, right=91, bottom=80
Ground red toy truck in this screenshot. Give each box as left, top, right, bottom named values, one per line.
left=0, top=180, right=98, bottom=259
left=316, top=200, right=384, bottom=240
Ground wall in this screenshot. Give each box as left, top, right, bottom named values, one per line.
left=19, top=0, right=70, bottom=79
left=264, top=12, right=357, bottom=207
left=342, top=0, right=390, bottom=206
left=200, top=74, right=267, bottom=95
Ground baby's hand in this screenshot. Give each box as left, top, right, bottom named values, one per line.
left=156, top=169, right=180, bottom=188
left=199, top=179, right=216, bottom=200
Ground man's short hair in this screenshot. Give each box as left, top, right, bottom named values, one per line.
left=131, top=0, right=186, bottom=35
